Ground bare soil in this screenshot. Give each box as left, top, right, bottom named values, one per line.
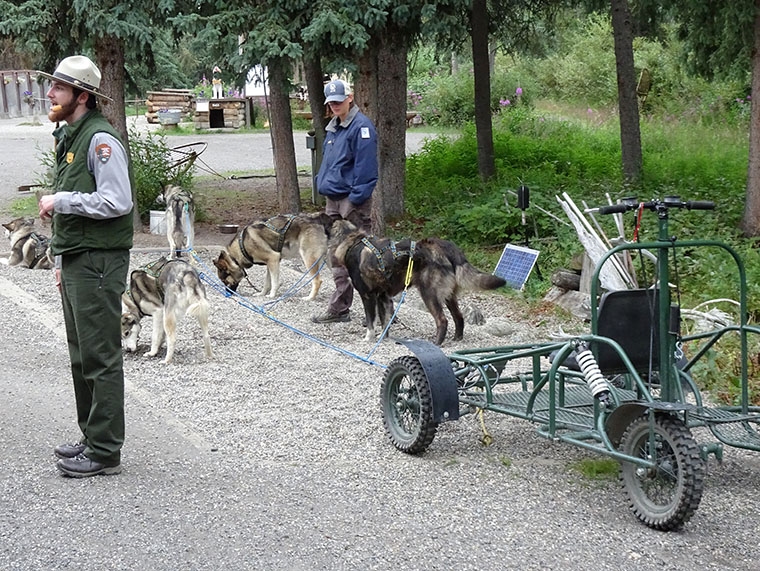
left=133, top=174, right=315, bottom=248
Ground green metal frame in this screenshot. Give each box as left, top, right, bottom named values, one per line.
left=447, top=200, right=760, bottom=469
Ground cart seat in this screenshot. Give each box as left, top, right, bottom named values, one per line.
left=556, top=288, right=663, bottom=375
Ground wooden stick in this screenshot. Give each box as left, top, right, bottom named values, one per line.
left=561, top=192, right=634, bottom=287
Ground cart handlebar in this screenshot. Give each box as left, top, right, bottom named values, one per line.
left=594, top=197, right=715, bottom=215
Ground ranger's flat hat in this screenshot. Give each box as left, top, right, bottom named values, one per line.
left=37, top=55, right=113, bottom=103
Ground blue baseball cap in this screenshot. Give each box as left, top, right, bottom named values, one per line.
left=324, top=79, right=352, bottom=103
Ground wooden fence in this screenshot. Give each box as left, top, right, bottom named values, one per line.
left=0, top=70, right=50, bottom=119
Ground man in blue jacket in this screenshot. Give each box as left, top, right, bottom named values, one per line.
left=312, top=79, right=378, bottom=324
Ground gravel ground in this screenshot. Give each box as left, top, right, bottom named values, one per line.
left=2, top=234, right=760, bottom=570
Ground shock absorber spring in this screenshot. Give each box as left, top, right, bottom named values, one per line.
left=575, top=343, right=611, bottom=406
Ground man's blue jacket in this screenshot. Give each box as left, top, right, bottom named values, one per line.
left=316, top=105, right=378, bottom=205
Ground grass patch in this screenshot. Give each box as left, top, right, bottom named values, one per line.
left=568, top=458, right=619, bottom=481
left=404, top=106, right=751, bottom=308
left=7, top=195, right=39, bottom=218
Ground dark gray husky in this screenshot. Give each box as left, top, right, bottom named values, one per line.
left=328, top=215, right=506, bottom=345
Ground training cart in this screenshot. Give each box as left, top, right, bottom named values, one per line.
left=381, top=197, right=760, bottom=530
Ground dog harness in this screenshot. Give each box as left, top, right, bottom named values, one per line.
left=125, top=257, right=172, bottom=312
left=237, top=226, right=254, bottom=264
left=359, top=236, right=416, bottom=281
left=236, top=215, right=295, bottom=267
left=264, top=214, right=295, bottom=252
left=29, top=232, right=50, bottom=268
left=174, top=189, right=193, bottom=212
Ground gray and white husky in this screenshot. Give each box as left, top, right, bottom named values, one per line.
left=0, top=217, right=54, bottom=269
left=121, top=257, right=212, bottom=364
left=164, top=185, right=195, bottom=258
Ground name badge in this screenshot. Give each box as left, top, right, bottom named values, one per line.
left=361, top=127, right=370, bottom=139
left=66, top=152, right=74, bottom=164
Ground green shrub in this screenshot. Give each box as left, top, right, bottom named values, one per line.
left=404, top=106, right=751, bottom=308
left=128, top=127, right=193, bottom=219
left=407, top=64, right=534, bottom=127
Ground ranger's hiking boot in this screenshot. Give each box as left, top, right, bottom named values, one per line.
left=54, top=442, right=86, bottom=459
left=56, top=453, right=122, bottom=478
left=311, top=310, right=350, bottom=324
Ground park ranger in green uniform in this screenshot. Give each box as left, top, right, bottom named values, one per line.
left=38, top=55, right=133, bottom=478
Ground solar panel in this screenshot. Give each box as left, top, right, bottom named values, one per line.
left=493, top=244, right=540, bottom=290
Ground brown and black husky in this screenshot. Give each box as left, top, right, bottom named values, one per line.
left=328, top=215, right=506, bottom=345
left=214, top=211, right=334, bottom=300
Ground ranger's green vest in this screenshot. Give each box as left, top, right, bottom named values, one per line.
left=51, top=110, right=133, bottom=255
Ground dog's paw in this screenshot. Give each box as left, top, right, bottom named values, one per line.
left=363, top=330, right=376, bottom=343
left=146, top=350, right=159, bottom=358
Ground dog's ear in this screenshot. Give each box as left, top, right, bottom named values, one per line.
left=316, top=212, right=336, bottom=232
left=345, top=210, right=365, bottom=229
left=1, top=222, right=11, bottom=231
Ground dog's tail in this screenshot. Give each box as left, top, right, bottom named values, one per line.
left=186, top=296, right=210, bottom=321
left=456, top=263, right=506, bottom=291
left=417, top=238, right=505, bottom=291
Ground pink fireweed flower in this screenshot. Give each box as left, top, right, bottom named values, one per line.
left=500, top=98, right=511, bottom=107
left=516, top=87, right=523, bottom=96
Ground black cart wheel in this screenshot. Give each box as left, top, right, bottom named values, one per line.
left=381, top=356, right=438, bottom=454
left=619, top=414, right=706, bottom=531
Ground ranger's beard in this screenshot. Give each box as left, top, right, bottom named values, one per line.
left=47, top=100, right=77, bottom=123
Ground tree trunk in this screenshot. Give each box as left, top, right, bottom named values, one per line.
left=611, top=0, right=643, bottom=184
left=303, top=54, right=328, bottom=177
left=742, top=0, right=760, bottom=236
left=268, top=57, right=301, bottom=214
left=356, top=39, right=385, bottom=235
left=356, top=40, right=379, bottom=123
left=471, top=0, right=496, bottom=181
left=376, top=26, right=407, bottom=224
left=94, top=35, right=140, bottom=230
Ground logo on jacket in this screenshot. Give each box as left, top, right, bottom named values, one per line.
left=96, top=143, right=112, bottom=164
left=66, top=152, right=74, bottom=164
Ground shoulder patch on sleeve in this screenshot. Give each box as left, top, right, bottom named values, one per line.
left=360, top=127, right=370, bottom=139
left=95, top=143, right=112, bottom=164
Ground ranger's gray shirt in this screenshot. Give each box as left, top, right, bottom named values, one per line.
left=53, top=132, right=133, bottom=219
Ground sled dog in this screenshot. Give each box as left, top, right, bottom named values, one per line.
left=1, top=218, right=54, bottom=269
left=328, top=216, right=506, bottom=345
left=214, top=211, right=333, bottom=300
left=164, top=185, right=195, bottom=258
left=121, top=257, right=213, bottom=364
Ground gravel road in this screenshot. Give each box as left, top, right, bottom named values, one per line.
left=1, top=115, right=759, bottom=570
left=2, top=246, right=760, bottom=570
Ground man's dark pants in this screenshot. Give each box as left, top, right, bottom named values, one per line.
left=60, top=249, right=129, bottom=467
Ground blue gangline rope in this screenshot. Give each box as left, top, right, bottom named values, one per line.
left=188, top=249, right=389, bottom=369
left=168, top=208, right=396, bottom=368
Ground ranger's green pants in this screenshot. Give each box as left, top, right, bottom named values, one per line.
left=60, top=249, right=129, bottom=467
